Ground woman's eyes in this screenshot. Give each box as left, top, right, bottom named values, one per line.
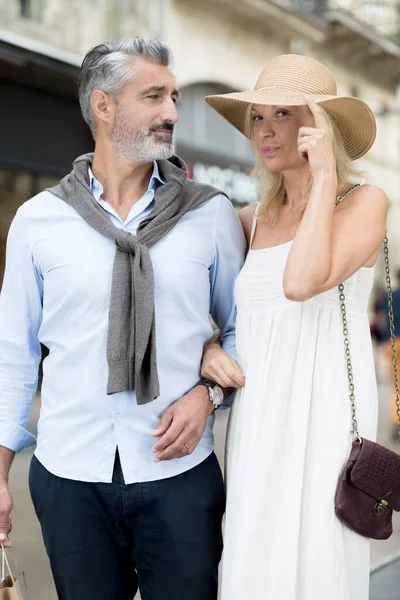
left=251, top=110, right=289, bottom=121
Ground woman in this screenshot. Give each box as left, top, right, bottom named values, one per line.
left=202, top=54, right=387, bottom=600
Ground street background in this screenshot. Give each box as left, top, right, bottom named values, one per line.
left=1, top=0, right=400, bottom=598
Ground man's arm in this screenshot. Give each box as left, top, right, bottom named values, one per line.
left=0, top=206, right=42, bottom=450
left=0, top=205, right=43, bottom=543
left=208, top=195, right=247, bottom=406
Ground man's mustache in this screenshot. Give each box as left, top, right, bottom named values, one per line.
left=149, top=122, right=174, bottom=135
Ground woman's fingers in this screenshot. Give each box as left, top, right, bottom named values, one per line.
left=223, top=362, right=246, bottom=387
left=298, top=127, right=324, bottom=138
left=303, top=94, right=330, bottom=131
left=202, top=353, right=245, bottom=388
left=201, top=364, right=231, bottom=387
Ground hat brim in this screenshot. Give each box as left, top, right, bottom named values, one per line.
left=205, top=90, right=376, bottom=160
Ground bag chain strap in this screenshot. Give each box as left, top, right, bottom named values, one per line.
left=338, top=283, right=360, bottom=441
left=338, top=236, right=400, bottom=442
left=335, top=185, right=400, bottom=442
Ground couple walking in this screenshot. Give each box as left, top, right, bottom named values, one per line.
left=0, top=37, right=386, bottom=600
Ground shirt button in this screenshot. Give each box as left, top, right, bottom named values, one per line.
left=115, top=415, right=121, bottom=421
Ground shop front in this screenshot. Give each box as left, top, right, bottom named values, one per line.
left=0, top=34, right=93, bottom=285
left=175, top=81, right=258, bottom=209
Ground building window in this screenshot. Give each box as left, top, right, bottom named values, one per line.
left=20, top=0, right=44, bottom=21
left=349, top=85, right=359, bottom=98
left=176, top=83, right=259, bottom=208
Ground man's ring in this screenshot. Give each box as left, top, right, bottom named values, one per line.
left=184, top=443, right=190, bottom=452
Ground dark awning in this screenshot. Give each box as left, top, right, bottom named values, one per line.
left=0, top=31, right=93, bottom=177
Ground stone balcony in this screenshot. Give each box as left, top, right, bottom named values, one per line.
left=183, top=0, right=400, bottom=91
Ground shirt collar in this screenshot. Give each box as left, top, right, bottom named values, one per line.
left=88, top=161, right=165, bottom=201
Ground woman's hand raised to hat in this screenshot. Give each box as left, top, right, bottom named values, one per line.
left=297, top=95, right=336, bottom=180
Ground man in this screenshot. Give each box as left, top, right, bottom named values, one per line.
left=0, top=38, right=245, bottom=599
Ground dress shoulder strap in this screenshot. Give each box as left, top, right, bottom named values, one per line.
left=249, top=203, right=261, bottom=250
left=335, top=183, right=361, bottom=207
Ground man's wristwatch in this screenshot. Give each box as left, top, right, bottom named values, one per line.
left=197, top=380, right=224, bottom=411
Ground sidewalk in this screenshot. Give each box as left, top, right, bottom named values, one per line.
left=370, top=556, right=400, bottom=600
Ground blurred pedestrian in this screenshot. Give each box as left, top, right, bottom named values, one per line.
left=383, top=268, right=400, bottom=432
left=202, top=54, right=387, bottom=600
left=0, top=38, right=246, bottom=600
left=370, top=283, right=389, bottom=381
left=371, top=283, right=387, bottom=344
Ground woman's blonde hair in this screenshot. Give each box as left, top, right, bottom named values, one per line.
left=247, top=106, right=363, bottom=225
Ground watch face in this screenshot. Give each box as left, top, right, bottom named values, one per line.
left=213, top=386, right=224, bottom=406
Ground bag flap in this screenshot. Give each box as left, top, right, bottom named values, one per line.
left=350, top=438, right=400, bottom=511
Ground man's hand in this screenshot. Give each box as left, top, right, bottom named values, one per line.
left=0, top=448, right=15, bottom=548
left=151, top=386, right=213, bottom=462
left=0, top=485, right=13, bottom=548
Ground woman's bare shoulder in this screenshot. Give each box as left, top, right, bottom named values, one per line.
left=238, top=202, right=259, bottom=239
left=358, top=183, right=387, bottom=206
left=341, top=183, right=387, bottom=208
left=338, top=184, right=388, bottom=221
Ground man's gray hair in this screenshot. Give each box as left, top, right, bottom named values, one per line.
left=78, top=37, right=173, bottom=137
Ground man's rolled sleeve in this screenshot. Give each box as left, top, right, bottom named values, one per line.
left=0, top=419, right=36, bottom=452
left=0, top=205, right=43, bottom=451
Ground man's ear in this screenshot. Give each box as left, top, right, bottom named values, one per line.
left=91, top=90, right=115, bottom=128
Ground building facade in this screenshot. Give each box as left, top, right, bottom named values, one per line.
left=1, top=0, right=400, bottom=281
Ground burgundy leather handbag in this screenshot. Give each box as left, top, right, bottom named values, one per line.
left=334, top=234, right=400, bottom=540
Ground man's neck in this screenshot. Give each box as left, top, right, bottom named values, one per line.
left=91, top=145, right=154, bottom=220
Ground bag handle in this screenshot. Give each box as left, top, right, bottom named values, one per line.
left=0, top=543, right=15, bottom=585
left=336, top=186, right=400, bottom=441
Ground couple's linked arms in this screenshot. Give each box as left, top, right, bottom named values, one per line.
left=150, top=339, right=245, bottom=463
left=151, top=195, right=247, bottom=462
left=151, top=327, right=246, bottom=464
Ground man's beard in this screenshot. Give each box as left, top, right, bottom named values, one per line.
left=112, top=104, right=175, bottom=164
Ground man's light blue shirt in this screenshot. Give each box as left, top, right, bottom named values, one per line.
left=0, top=161, right=246, bottom=483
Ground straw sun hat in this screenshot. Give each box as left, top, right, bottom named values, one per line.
left=205, top=54, right=376, bottom=161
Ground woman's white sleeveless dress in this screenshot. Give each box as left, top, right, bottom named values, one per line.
left=221, top=203, right=378, bottom=600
